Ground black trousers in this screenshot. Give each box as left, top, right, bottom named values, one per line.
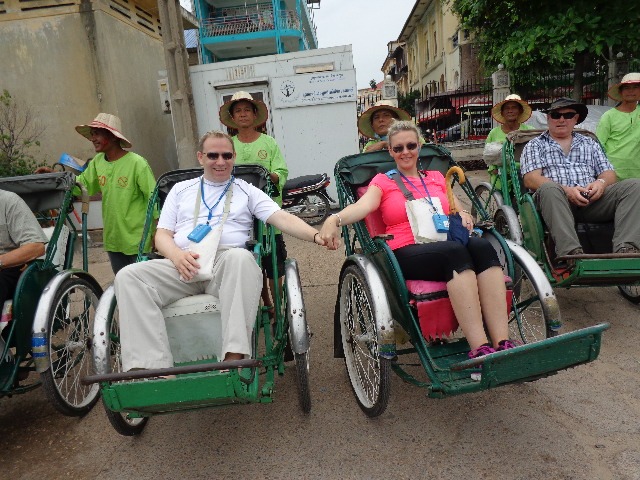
left=394, top=237, right=501, bottom=283
left=107, top=252, right=139, bottom=276
left=0, top=266, right=25, bottom=307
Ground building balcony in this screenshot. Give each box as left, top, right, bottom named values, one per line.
left=198, top=2, right=317, bottom=62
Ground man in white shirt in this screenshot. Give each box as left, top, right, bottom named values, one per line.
left=115, top=131, right=325, bottom=372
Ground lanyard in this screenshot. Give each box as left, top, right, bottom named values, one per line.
left=399, top=171, right=435, bottom=208
left=201, top=176, right=234, bottom=225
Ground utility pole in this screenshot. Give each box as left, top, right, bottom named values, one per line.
left=157, top=0, right=199, bottom=168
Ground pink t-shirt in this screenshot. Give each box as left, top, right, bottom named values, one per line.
left=368, top=170, right=450, bottom=250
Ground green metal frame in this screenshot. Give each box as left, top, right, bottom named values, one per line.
left=0, top=174, right=92, bottom=397
left=333, top=147, right=609, bottom=398
left=99, top=166, right=296, bottom=416
left=500, top=132, right=640, bottom=289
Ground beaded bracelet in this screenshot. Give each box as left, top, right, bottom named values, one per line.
left=331, top=213, right=343, bottom=227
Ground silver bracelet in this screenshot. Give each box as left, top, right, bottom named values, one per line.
left=331, top=213, right=342, bottom=227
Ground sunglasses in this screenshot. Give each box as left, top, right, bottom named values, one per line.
left=549, top=111, right=578, bottom=120
left=391, top=142, right=419, bottom=153
left=203, top=151, right=234, bottom=160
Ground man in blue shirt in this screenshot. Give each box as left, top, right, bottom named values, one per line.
left=521, top=98, right=640, bottom=259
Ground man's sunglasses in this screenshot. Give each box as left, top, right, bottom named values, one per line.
left=391, top=142, right=419, bottom=153
left=549, top=111, right=578, bottom=120
left=203, top=151, right=234, bottom=160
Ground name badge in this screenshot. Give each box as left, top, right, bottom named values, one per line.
left=432, top=214, right=449, bottom=233
left=187, top=224, right=212, bottom=243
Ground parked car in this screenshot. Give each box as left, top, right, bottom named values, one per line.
left=437, top=116, right=492, bottom=143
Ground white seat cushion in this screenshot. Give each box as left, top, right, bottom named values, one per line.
left=162, top=294, right=219, bottom=317
left=162, top=294, right=222, bottom=363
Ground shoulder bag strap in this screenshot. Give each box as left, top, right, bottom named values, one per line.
left=386, top=170, right=414, bottom=201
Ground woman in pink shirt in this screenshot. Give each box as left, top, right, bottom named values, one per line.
left=319, top=120, right=515, bottom=367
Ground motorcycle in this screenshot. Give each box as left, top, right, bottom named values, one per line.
left=282, top=173, right=334, bottom=225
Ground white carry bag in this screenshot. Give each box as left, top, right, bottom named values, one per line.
left=405, top=196, right=448, bottom=243
left=182, top=181, right=234, bottom=283
left=483, top=141, right=504, bottom=166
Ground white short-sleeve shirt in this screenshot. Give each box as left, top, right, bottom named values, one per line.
left=158, top=176, right=280, bottom=250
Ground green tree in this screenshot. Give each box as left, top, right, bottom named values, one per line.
left=448, top=0, right=640, bottom=99
left=398, top=90, right=421, bottom=117
left=369, top=79, right=378, bottom=90
left=0, top=90, right=47, bottom=177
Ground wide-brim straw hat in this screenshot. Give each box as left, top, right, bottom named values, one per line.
left=491, top=94, right=532, bottom=124
left=544, top=97, right=589, bottom=124
left=75, top=113, right=132, bottom=149
left=357, top=100, right=411, bottom=138
left=219, top=91, right=269, bottom=129
left=608, top=72, right=640, bottom=101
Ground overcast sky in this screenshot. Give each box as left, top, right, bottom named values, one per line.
left=313, top=0, right=416, bottom=89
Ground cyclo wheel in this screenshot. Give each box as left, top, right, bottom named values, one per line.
left=298, top=193, right=330, bottom=226
left=284, top=258, right=311, bottom=413
left=494, top=208, right=519, bottom=242
left=100, top=293, right=148, bottom=436
left=618, top=285, right=640, bottom=304
left=471, top=183, right=502, bottom=223
left=294, top=352, right=311, bottom=414
left=338, top=264, right=390, bottom=417
left=510, top=257, right=558, bottom=343
left=41, top=277, right=101, bottom=416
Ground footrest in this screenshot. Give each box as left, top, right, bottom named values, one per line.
left=451, top=323, right=609, bottom=388
left=82, top=359, right=261, bottom=384
left=92, top=360, right=263, bottom=415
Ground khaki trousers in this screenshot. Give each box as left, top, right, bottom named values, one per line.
left=114, top=248, right=262, bottom=371
left=534, top=179, right=640, bottom=256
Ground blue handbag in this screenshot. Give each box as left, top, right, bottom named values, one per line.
left=445, top=166, right=469, bottom=246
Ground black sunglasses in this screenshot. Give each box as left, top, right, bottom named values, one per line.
left=549, top=111, right=578, bottom=120
left=391, top=142, right=419, bottom=153
left=204, top=151, right=234, bottom=160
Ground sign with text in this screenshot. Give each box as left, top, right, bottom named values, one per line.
left=272, top=71, right=356, bottom=108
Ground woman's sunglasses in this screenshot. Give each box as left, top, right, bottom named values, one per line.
left=204, top=151, right=234, bottom=160
left=549, top=111, right=578, bottom=120
left=391, top=142, right=419, bottom=153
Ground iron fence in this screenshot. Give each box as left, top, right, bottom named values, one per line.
left=415, top=69, right=611, bottom=144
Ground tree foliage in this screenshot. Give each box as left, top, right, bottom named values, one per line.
left=0, top=90, right=47, bottom=177
left=398, top=90, right=421, bottom=117
left=448, top=1, right=640, bottom=81
left=369, top=79, right=378, bottom=90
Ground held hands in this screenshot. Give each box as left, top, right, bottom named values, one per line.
left=319, top=216, right=342, bottom=250
left=170, top=249, right=201, bottom=281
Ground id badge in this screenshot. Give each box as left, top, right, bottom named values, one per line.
left=432, top=214, right=449, bottom=233
left=187, top=224, right=212, bottom=243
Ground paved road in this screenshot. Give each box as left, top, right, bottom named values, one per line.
left=2, top=165, right=639, bottom=479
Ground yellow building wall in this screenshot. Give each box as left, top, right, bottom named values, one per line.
left=405, top=0, right=461, bottom=95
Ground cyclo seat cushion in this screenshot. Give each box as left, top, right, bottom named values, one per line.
left=161, top=294, right=223, bottom=363
left=162, top=294, right=219, bottom=315
left=356, top=185, right=513, bottom=341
